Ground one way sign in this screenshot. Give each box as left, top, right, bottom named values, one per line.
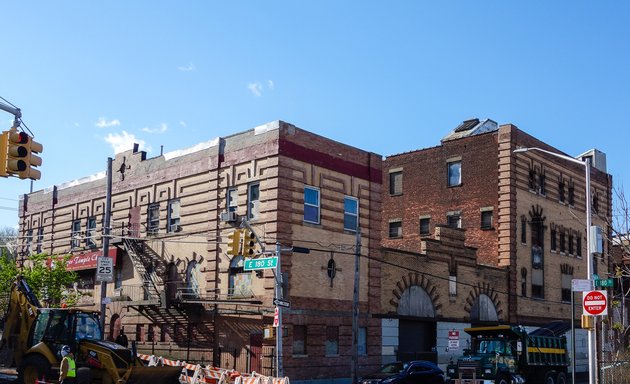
left=273, top=298, right=291, bottom=308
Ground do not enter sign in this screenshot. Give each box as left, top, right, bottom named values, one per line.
left=583, top=290, right=608, bottom=316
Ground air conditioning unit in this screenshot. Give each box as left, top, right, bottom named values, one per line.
left=170, top=224, right=182, bottom=232
left=220, top=211, right=237, bottom=222
left=113, top=288, right=123, bottom=297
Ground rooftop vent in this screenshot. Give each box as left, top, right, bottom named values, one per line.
left=454, top=118, right=480, bottom=132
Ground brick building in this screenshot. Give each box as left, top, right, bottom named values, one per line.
left=18, top=121, right=383, bottom=382
left=380, top=119, right=613, bottom=372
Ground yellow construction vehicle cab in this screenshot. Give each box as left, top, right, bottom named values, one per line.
left=0, top=277, right=182, bottom=384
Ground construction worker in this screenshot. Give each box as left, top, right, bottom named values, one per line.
left=59, top=345, right=76, bottom=384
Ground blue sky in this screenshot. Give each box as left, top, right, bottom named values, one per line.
left=1, top=1, right=629, bottom=229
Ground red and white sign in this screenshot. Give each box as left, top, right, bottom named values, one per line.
left=273, top=307, right=279, bottom=328
left=583, top=290, right=608, bottom=316
left=448, top=330, right=459, bottom=340
left=49, top=249, right=118, bottom=271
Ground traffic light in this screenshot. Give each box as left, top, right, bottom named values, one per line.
left=6, top=129, right=28, bottom=176
left=227, top=229, right=241, bottom=255
left=6, top=129, right=43, bottom=180
left=0, top=131, right=8, bottom=177
left=242, top=230, right=256, bottom=256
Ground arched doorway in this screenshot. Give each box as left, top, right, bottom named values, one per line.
left=397, top=285, right=437, bottom=363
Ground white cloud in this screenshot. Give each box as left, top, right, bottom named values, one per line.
left=96, top=118, right=121, bottom=128
left=179, top=121, right=187, bottom=128
left=178, top=63, right=196, bottom=71
left=248, top=80, right=274, bottom=97
left=141, top=123, right=168, bottom=134
left=248, top=82, right=263, bottom=97
left=104, top=131, right=151, bottom=154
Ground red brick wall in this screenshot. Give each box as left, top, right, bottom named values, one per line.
left=382, top=132, right=501, bottom=266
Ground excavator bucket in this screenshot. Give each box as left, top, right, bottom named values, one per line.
left=124, top=365, right=183, bottom=384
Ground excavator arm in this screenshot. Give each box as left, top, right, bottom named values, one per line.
left=0, top=277, right=41, bottom=366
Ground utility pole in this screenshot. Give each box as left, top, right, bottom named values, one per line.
left=275, top=241, right=283, bottom=378
left=99, top=157, right=113, bottom=337
left=351, top=228, right=361, bottom=384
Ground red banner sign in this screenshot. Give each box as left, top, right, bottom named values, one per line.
left=51, top=249, right=118, bottom=271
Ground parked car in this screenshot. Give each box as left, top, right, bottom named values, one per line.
left=358, top=361, right=445, bottom=384
left=358, top=362, right=405, bottom=384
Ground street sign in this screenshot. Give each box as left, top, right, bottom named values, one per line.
left=583, top=290, right=608, bottom=316
left=274, top=298, right=291, bottom=308
left=595, top=278, right=614, bottom=288
left=448, top=330, right=459, bottom=350
left=244, top=256, right=278, bottom=271
left=96, top=256, right=114, bottom=283
left=273, top=307, right=279, bottom=327
left=572, top=279, right=593, bottom=292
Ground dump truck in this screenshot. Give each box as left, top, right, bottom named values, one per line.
left=0, top=276, right=182, bottom=384
left=446, top=322, right=570, bottom=384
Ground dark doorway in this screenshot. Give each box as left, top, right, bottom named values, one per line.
left=249, top=333, right=263, bottom=373
left=397, top=319, right=437, bottom=363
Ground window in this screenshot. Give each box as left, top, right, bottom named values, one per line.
left=147, top=203, right=160, bottom=234
left=568, top=183, right=575, bottom=206
left=520, top=216, right=527, bottom=244
left=36, top=227, right=44, bottom=254
left=293, top=325, right=307, bottom=355
left=358, top=327, right=367, bottom=356
left=167, top=199, right=181, bottom=232
left=71, top=220, right=81, bottom=249
left=447, top=161, right=462, bottom=187
left=325, top=326, right=339, bottom=356
left=344, top=196, right=358, bottom=232
left=528, top=168, right=537, bottom=191
left=530, top=213, right=545, bottom=299
left=538, top=172, right=546, bottom=195
left=303, top=186, right=320, bottom=224
left=550, top=225, right=557, bottom=252
left=26, top=229, right=33, bottom=255
left=186, top=260, right=201, bottom=299
left=248, top=183, right=260, bottom=220
left=568, top=231, right=574, bottom=255
left=561, top=266, right=573, bottom=302
left=86, top=217, right=96, bottom=247
left=389, top=170, right=402, bottom=195
left=559, top=230, right=566, bottom=253
left=592, top=191, right=599, bottom=214
left=388, top=221, right=402, bottom=238
left=228, top=255, right=252, bottom=297
left=227, top=188, right=238, bottom=213
left=577, top=233, right=582, bottom=257
left=558, top=179, right=565, bottom=203
left=480, top=209, right=493, bottom=230
left=419, top=217, right=430, bottom=236
left=449, top=275, right=457, bottom=296
left=447, top=212, right=461, bottom=229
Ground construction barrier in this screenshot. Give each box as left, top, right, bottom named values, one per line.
left=136, top=353, right=290, bottom=384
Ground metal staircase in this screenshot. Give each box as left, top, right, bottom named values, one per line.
left=123, top=237, right=163, bottom=306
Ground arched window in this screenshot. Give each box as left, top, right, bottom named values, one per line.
left=470, top=294, right=498, bottom=324
left=186, top=260, right=201, bottom=299
left=229, top=255, right=252, bottom=297
left=397, top=286, right=435, bottom=318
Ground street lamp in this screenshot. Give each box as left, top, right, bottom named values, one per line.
left=514, top=147, right=596, bottom=384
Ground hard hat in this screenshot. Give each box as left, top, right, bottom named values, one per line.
left=61, top=345, right=71, bottom=357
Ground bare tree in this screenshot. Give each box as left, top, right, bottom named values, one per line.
left=0, top=226, right=17, bottom=260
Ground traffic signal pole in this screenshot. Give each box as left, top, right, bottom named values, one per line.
left=275, top=241, right=283, bottom=378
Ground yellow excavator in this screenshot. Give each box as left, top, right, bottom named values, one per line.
left=0, top=277, right=182, bottom=384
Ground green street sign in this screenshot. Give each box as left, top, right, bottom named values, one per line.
left=244, top=256, right=278, bottom=271
left=595, top=278, right=614, bottom=288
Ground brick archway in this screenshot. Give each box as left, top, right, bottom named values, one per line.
left=464, top=282, right=503, bottom=322
left=390, top=272, right=441, bottom=317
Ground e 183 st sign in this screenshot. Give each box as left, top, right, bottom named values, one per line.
left=583, top=290, right=608, bottom=316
